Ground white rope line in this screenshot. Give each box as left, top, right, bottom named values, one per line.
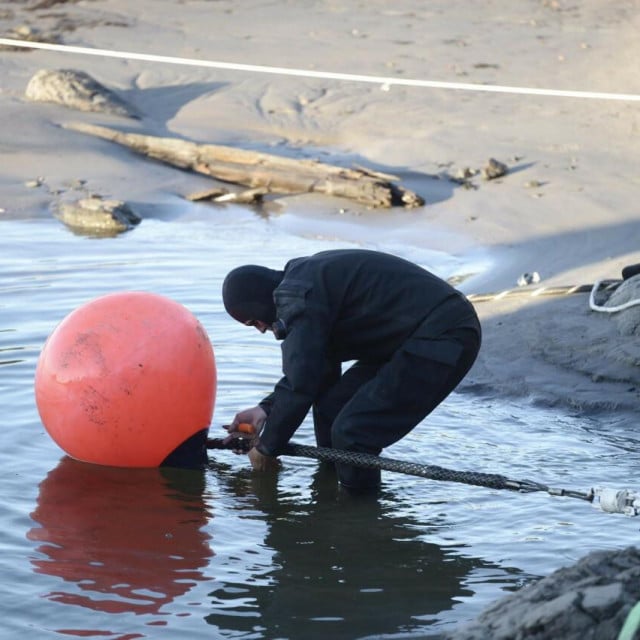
left=465, top=282, right=634, bottom=304
left=2, top=38, right=640, bottom=102
left=589, top=280, right=640, bottom=313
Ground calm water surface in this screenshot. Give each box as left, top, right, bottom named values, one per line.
left=1, top=203, right=638, bottom=639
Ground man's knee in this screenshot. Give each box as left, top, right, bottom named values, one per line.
left=313, top=362, right=380, bottom=448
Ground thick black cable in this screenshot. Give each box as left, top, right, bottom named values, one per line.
left=207, top=437, right=593, bottom=502
left=285, top=443, right=517, bottom=490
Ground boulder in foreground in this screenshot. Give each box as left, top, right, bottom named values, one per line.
left=445, top=546, right=640, bottom=640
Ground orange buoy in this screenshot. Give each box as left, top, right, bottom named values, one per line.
left=34, top=292, right=216, bottom=467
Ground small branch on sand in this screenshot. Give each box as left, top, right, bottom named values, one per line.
left=186, top=186, right=268, bottom=205
left=63, top=122, right=425, bottom=209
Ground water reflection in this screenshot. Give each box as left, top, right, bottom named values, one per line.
left=207, top=463, right=490, bottom=639
left=0, top=330, right=26, bottom=367
left=28, top=458, right=213, bottom=630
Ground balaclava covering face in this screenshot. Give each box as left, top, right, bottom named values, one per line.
left=222, top=265, right=284, bottom=324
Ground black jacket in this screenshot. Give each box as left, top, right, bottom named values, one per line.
left=258, top=249, right=478, bottom=455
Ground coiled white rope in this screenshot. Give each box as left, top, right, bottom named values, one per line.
left=2, top=38, right=640, bottom=102
left=589, top=280, right=640, bottom=314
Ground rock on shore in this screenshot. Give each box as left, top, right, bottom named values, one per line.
left=445, top=546, right=640, bottom=640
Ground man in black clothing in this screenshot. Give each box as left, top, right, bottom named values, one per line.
left=222, top=249, right=481, bottom=491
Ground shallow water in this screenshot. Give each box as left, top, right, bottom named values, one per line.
left=1, top=203, right=638, bottom=639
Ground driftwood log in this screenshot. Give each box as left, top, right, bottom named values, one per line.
left=63, top=122, right=424, bottom=209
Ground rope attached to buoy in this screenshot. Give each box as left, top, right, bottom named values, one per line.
left=206, top=436, right=639, bottom=516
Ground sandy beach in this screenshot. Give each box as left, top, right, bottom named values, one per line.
left=2, top=0, right=640, bottom=412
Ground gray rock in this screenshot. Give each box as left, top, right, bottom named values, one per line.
left=605, top=276, right=640, bottom=336
left=482, top=157, right=508, bottom=180
left=54, top=196, right=141, bottom=235
left=25, top=69, right=137, bottom=117
left=444, top=546, right=640, bottom=640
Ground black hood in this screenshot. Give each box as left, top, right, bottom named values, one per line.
left=222, top=265, right=284, bottom=324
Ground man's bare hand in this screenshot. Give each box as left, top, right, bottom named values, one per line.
left=222, top=423, right=257, bottom=453
left=223, top=406, right=278, bottom=469
left=231, top=406, right=267, bottom=433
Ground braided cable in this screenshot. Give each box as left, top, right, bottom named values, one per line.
left=285, top=443, right=517, bottom=490
left=206, top=437, right=640, bottom=511
left=284, top=444, right=599, bottom=501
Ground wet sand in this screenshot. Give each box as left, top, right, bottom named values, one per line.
left=1, top=0, right=640, bottom=411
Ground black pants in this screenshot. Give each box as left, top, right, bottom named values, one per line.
left=312, top=323, right=481, bottom=491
